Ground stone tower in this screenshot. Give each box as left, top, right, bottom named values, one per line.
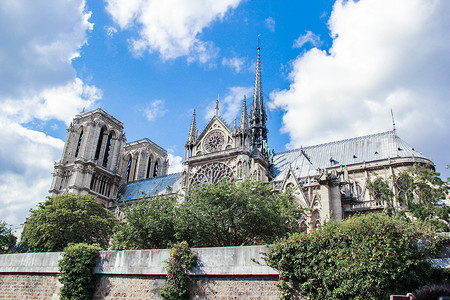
left=49, top=109, right=125, bottom=207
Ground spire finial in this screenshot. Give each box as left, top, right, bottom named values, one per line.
left=391, top=109, right=396, bottom=133
left=215, top=98, right=219, bottom=116
left=187, top=109, right=197, bottom=144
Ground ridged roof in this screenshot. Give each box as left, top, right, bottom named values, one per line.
left=272, top=131, right=427, bottom=182
left=118, top=173, right=182, bottom=201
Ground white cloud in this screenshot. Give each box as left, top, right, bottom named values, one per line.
left=271, top=0, right=450, bottom=175
left=142, top=100, right=168, bottom=121
left=105, top=26, right=118, bottom=38
left=105, top=0, right=242, bottom=62
left=265, top=17, right=275, bottom=32
left=204, top=86, right=253, bottom=125
left=0, top=0, right=100, bottom=227
left=293, top=30, right=322, bottom=48
left=222, top=56, right=246, bottom=73
left=167, top=153, right=183, bottom=173
left=0, top=115, right=64, bottom=227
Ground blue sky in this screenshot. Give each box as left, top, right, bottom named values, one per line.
left=1, top=0, right=449, bottom=228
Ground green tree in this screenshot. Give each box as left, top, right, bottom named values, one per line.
left=265, top=214, right=447, bottom=300
left=369, top=164, right=450, bottom=230
left=112, top=179, right=302, bottom=249
left=177, top=179, right=302, bottom=247
left=21, top=194, right=118, bottom=252
left=111, top=193, right=178, bottom=250
left=0, top=221, right=16, bottom=253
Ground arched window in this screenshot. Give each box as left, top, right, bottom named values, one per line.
left=102, top=133, right=113, bottom=167
left=94, top=128, right=105, bottom=160
left=126, top=157, right=132, bottom=182
left=146, top=156, right=152, bottom=178
left=75, top=129, right=83, bottom=157
left=153, top=161, right=159, bottom=177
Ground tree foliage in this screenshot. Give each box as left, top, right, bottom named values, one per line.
left=0, top=221, right=16, bottom=253
left=21, top=194, right=118, bottom=252
left=265, top=214, right=448, bottom=300
left=369, top=164, right=450, bottom=230
left=111, top=193, right=178, bottom=250
left=112, top=179, right=302, bottom=249
left=58, top=243, right=101, bottom=300
left=178, top=179, right=301, bottom=247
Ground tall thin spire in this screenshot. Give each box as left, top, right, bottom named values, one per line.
left=240, top=95, right=248, bottom=131
left=187, top=109, right=197, bottom=144
left=249, top=44, right=268, bottom=151
left=215, top=99, right=219, bottom=116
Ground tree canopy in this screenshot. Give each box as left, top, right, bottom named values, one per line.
left=368, top=164, right=450, bottom=230
left=112, top=179, right=302, bottom=249
left=0, top=221, right=16, bottom=253
left=265, top=213, right=448, bottom=300
left=21, top=194, right=118, bottom=252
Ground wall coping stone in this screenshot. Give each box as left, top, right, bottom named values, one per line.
left=0, top=245, right=278, bottom=276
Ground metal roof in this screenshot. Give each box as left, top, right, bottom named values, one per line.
left=118, top=173, right=182, bottom=201
left=272, top=131, right=427, bottom=182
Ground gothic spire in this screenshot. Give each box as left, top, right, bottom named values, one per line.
left=187, top=109, right=197, bottom=144
left=240, top=95, right=248, bottom=131
left=249, top=46, right=268, bottom=151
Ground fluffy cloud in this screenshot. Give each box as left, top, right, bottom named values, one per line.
left=205, top=86, right=253, bottom=125
left=105, top=0, right=242, bottom=62
left=222, top=56, right=246, bottom=73
left=0, top=0, right=99, bottom=227
left=167, top=153, right=183, bottom=173
left=265, top=17, right=275, bottom=32
left=293, top=30, right=322, bottom=48
left=271, top=0, right=450, bottom=174
left=142, top=100, right=167, bottom=121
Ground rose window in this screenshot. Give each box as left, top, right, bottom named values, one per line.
left=204, top=130, right=225, bottom=153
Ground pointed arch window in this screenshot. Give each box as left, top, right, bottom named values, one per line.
left=94, top=128, right=105, bottom=160
left=75, top=130, right=83, bottom=157
left=146, top=156, right=152, bottom=178
left=102, top=133, right=113, bottom=167
left=126, top=157, right=132, bottom=182
left=153, top=161, right=158, bottom=177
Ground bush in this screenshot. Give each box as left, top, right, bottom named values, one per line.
left=265, top=214, right=448, bottom=300
left=58, top=243, right=101, bottom=300
left=160, top=241, right=196, bottom=300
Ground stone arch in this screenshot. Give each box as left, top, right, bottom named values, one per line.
left=191, top=162, right=233, bottom=186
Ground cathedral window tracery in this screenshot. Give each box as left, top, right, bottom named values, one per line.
left=94, top=128, right=105, bottom=160
left=146, top=156, right=152, bottom=178
left=102, top=133, right=113, bottom=167
left=153, top=160, right=159, bottom=177
left=204, top=130, right=225, bottom=153
left=75, top=129, right=83, bottom=157
left=191, top=162, right=233, bottom=185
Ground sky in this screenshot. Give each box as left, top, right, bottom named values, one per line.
left=0, top=0, right=449, bottom=228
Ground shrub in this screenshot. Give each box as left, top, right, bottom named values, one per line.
left=265, top=214, right=447, bottom=300
left=160, top=241, right=196, bottom=300
left=58, top=243, right=101, bottom=300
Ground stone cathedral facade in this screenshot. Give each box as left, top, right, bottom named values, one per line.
left=50, top=47, right=434, bottom=231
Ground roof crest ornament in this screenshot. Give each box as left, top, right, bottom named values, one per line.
left=215, top=98, right=219, bottom=116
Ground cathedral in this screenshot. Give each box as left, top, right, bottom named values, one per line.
left=49, top=47, right=434, bottom=231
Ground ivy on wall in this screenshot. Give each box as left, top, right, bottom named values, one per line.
left=58, top=243, right=101, bottom=300
left=161, top=241, right=197, bottom=300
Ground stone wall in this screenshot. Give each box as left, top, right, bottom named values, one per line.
left=0, top=246, right=281, bottom=299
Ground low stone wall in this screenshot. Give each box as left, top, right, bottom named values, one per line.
left=2, top=244, right=449, bottom=299
left=0, top=245, right=280, bottom=299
